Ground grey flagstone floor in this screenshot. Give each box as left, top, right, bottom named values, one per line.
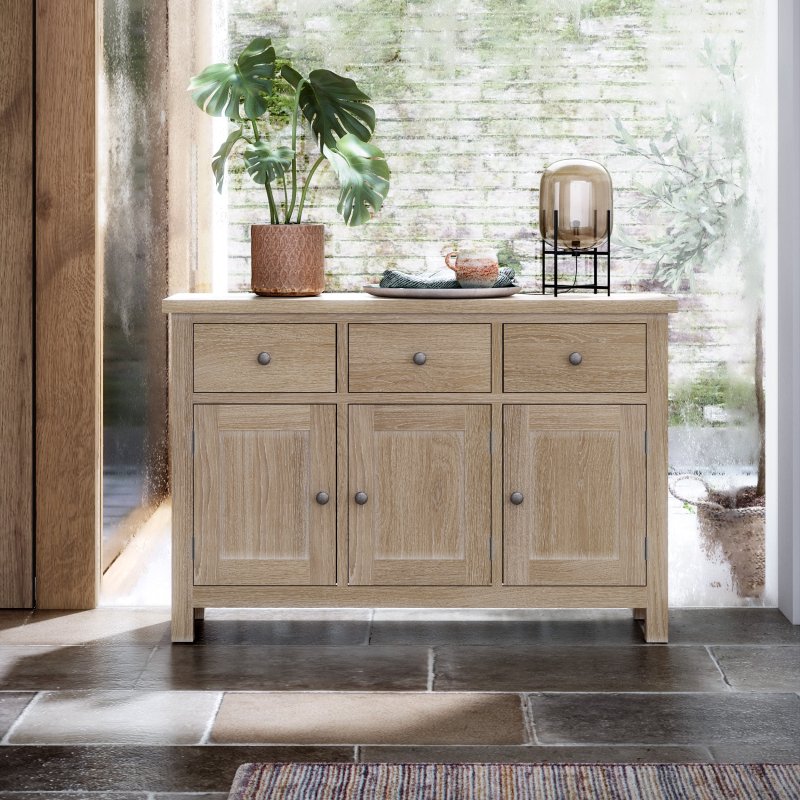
left=0, top=607, right=797, bottom=796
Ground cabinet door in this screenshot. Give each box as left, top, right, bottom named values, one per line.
left=194, top=405, right=336, bottom=586
left=349, top=405, right=491, bottom=585
left=504, top=405, right=646, bottom=586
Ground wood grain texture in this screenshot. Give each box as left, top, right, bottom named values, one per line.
left=504, top=324, right=647, bottom=393
left=193, top=391, right=655, bottom=406
left=348, top=324, right=491, bottom=392
left=503, top=405, right=646, bottom=587
left=163, top=293, right=679, bottom=315
left=349, top=405, right=491, bottom=585
left=193, top=323, right=336, bottom=392
left=193, top=584, right=648, bottom=608
left=644, top=315, right=670, bottom=642
left=0, top=0, right=33, bottom=608
left=168, top=301, right=673, bottom=640
left=170, top=316, right=194, bottom=641
left=194, top=404, right=336, bottom=586
left=35, top=0, right=99, bottom=609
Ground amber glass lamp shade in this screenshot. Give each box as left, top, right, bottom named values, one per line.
left=539, top=159, right=613, bottom=251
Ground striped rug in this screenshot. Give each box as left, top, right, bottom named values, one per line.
left=229, top=762, right=800, bottom=799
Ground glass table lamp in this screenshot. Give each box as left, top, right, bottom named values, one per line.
left=539, top=158, right=613, bottom=251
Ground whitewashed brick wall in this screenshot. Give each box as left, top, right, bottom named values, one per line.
left=218, top=0, right=764, bottom=381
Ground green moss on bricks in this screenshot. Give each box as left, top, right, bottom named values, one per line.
left=584, top=0, right=655, bottom=18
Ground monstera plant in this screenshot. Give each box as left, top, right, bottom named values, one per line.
left=189, top=37, right=390, bottom=295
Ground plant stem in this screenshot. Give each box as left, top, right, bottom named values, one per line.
left=286, top=79, right=307, bottom=221
left=296, top=154, right=326, bottom=223
left=265, top=181, right=278, bottom=224
left=250, top=118, right=261, bottom=142
left=281, top=175, right=289, bottom=223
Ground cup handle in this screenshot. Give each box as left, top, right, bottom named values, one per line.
left=445, top=251, right=458, bottom=271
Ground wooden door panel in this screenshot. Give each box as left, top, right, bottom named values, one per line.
left=194, top=404, right=336, bottom=586
left=349, top=405, right=491, bottom=586
left=504, top=405, right=646, bottom=586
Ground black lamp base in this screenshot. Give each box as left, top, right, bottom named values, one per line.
left=541, top=209, right=611, bottom=296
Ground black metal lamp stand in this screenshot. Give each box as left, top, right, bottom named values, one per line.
left=541, top=209, right=611, bottom=296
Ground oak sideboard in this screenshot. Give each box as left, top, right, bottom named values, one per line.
left=163, top=292, right=677, bottom=643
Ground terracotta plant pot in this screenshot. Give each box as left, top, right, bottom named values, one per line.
left=250, top=224, right=325, bottom=296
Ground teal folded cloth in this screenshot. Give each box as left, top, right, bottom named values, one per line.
left=379, top=267, right=518, bottom=289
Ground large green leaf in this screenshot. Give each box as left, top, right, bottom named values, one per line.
left=281, top=65, right=375, bottom=150
left=243, top=141, right=294, bottom=185
left=189, top=37, right=275, bottom=121
left=211, top=127, right=245, bottom=192
left=324, top=133, right=390, bottom=226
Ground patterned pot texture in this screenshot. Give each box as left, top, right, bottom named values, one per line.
left=250, top=224, right=325, bottom=296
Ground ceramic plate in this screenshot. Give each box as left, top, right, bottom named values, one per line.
left=362, top=285, right=521, bottom=299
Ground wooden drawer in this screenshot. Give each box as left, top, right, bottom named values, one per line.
left=503, top=323, right=646, bottom=393
left=193, top=323, right=336, bottom=393
left=348, top=323, right=491, bottom=392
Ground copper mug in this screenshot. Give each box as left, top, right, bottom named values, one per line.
left=444, top=249, right=499, bottom=288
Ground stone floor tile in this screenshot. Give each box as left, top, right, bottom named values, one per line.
left=211, top=692, right=525, bottom=745
left=0, top=646, right=154, bottom=690
left=0, top=692, right=35, bottom=738
left=194, top=613, right=370, bottom=646
left=370, top=611, right=642, bottom=646
left=0, top=746, right=354, bottom=792
left=530, top=692, right=800, bottom=746
left=0, top=611, right=32, bottom=636
left=372, top=609, right=636, bottom=623
left=137, top=645, right=428, bottom=690
left=710, top=646, right=800, bottom=691
left=669, top=609, right=800, bottom=645
left=0, top=794, right=145, bottom=799
left=435, top=645, right=726, bottom=692
left=708, top=744, right=800, bottom=763
left=358, top=744, right=714, bottom=763
left=0, top=609, right=170, bottom=646
left=204, top=608, right=371, bottom=622
left=7, top=690, right=221, bottom=744
left=153, top=795, right=230, bottom=800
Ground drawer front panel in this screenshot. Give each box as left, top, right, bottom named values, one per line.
left=503, top=323, right=646, bottom=393
left=348, top=323, right=492, bottom=392
left=194, top=323, right=336, bottom=393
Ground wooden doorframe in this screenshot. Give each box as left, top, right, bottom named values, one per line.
left=0, top=0, right=34, bottom=608
left=34, top=0, right=100, bottom=609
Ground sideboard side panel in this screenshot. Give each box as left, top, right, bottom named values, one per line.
left=170, top=314, right=195, bottom=641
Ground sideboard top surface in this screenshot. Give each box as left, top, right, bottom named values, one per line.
left=162, top=292, right=678, bottom=315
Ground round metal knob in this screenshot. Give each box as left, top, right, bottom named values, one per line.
left=412, top=352, right=427, bottom=365
left=510, top=491, right=524, bottom=505
left=257, top=351, right=271, bottom=365
left=315, top=491, right=330, bottom=505
left=568, top=352, right=582, bottom=366
left=354, top=491, right=368, bottom=505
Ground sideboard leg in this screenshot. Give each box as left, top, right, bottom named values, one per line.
left=172, top=604, right=194, bottom=643
left=633, top=607, right=646, bottom=621
left=194, top=608, right=205, bottom=620
left=643, top=602, right=668, bottom=643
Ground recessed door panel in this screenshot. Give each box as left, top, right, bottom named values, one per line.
left=349, top=405, right=491, bottom=585
left=504, top=405, right=646, bottom=586
left=194, top=404, right=336, bottom=585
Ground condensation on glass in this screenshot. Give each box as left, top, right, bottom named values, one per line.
left=539, top=158, right=613, bottom=251
left=100, top=0, right=169, bottom=572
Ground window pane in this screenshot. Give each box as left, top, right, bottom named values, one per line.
left=213, top=0, right=769, bottom=605
left=100, top=0, right=169, bottom=574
